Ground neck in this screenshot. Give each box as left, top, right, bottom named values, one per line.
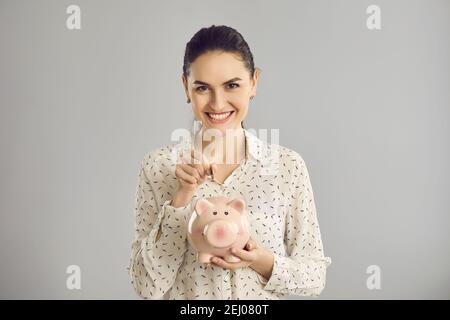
left=199, top=127, right=246, bottom=165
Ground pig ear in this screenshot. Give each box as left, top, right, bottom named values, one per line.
left=227, top=198, right=246, bottom=214
left=195, top=199, right=213, bottom=216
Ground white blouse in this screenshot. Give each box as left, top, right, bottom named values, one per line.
left=128, top=127, right=332, bottom=300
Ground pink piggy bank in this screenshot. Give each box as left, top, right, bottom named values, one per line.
left=187, top=196, right=250, bottom=264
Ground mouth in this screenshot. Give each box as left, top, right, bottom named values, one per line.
left=204, top=111, right=235, bottom=124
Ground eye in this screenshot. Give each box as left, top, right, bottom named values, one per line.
left=224, top=211, right=229, bottom=215
left=213, top=211, right=217, bottom=215
left=227, top=83, right=239, bottom=89
left=195, top=85, right=208, bottom=92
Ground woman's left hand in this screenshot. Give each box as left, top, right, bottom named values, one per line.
left=210, top=238, right=274, bottom=280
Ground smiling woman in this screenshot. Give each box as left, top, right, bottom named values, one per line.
left=128, top=25, right=331, bottom=300
left=182, top=26, right=259, bottom=135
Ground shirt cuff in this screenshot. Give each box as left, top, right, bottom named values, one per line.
left=260, top=253, right=332, bottom=295
left=144, top=198, right=194, bottom=250
left=256, top=273, right=269, bottom=285
left=259, top=253, right=288, bottom=293
left=161, top=199, right=193, bottom=230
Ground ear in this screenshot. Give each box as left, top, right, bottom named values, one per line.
left=195, top=198, right=213, bottom=216
left=250, top=68, right=259, bottom=98
left=227, top=198, right=246, bottom=214
left=181, top=74, right=190, bottom=101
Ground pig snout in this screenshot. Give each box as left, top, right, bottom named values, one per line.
left=204, top=220, right=238, bottom=248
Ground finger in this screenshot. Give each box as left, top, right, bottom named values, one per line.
left=197, top=147, right=217, bottom=177
left=194, top=148, right=216, bottom=178
left=175, top=167, right=198, bottom=184
left=246, top=239, right=258, bottom=250
left=177, top=151, right=189, bottom=165
left=190, top=148, right=205, bottom=178
left=180, top=179, right=198, bottom=186
left=180, top=151, right=193, bottom=166
left=199, top=151, right=213, bottom=176
left=175, top=167, right=197, bottom=184
left=210, top=163, right=217, bottom=178
left=230, top=247, right=256, bottom=262
left=195, top=170, right=206, bottom=184
left=180, top=164, right=201, bottom=181
left=210, top=257, right=243, bottom=270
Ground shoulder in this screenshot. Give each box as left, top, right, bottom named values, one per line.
left=139, top=143, right=178, bottom=178
left=245, top=129, right=305, bottom=168
left=275, top=144, right=306, bottom=166
left=270, top=144, right=313, bottom=189
left=265, top=141, right=308, bottom=173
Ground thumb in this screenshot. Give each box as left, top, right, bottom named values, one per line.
left=211, top=163, right=217, bottom=177
left=200, top=153, right=213, bottom=176
left=246, top=239, right=257, bottom=250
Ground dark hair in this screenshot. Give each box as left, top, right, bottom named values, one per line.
left=183, top=25, right=255, bottom=79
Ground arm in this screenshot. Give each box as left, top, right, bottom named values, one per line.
left=128, top=156, right=193, bottom=299
left=259, top=155, right=332, bottom=297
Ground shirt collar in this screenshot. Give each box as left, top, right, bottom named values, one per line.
left=243, top=128, right=266, bottom=163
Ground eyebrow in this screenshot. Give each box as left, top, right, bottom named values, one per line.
left=192, top=77, right=242, bottom=86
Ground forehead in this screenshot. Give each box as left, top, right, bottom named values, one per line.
left=188, top=51, right=248, bottom=83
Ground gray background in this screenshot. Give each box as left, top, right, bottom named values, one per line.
left=0, top=0, right=449, bottom=299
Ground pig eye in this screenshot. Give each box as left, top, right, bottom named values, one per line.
left=224, top=211, right=229, bottom=215
left=213, top=211, right=217, bottom=215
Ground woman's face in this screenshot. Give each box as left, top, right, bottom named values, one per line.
left=182, top=50, right=258, bottom=134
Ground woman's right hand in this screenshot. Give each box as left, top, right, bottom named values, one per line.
left=172, top=148, right=215, bottom=207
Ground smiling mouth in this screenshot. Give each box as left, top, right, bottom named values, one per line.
left=205, top=111, right=235, bottom=122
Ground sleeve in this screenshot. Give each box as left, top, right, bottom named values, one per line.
left=127, top=156, right=194, bottom=299
left=259, top=155, right=332, bottom=297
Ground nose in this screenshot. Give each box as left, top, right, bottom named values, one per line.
left=209, top=91, right=227, bottom=112
left=204, top=220, right=238, bottom=248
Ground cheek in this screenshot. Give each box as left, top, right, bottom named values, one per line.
left=234, top=93, right=250, bottom=109
left=231, top=91, right=250, bottom=103
left=234, top=105, right=248, bottom=120
left=191, top=102, right=204, bottom=115
left=192, top=93, right=209, bottom=105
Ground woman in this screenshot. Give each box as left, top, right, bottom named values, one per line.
left=128, top=25, right=331, bottom=299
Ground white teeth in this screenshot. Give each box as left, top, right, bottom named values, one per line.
left=207, top=112, right=232, bottom=120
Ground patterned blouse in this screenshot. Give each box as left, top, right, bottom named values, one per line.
left=128, top=127, right=332, bottom=299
